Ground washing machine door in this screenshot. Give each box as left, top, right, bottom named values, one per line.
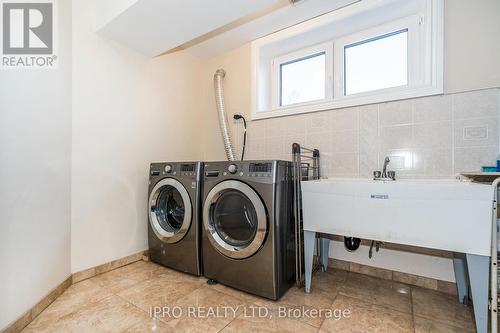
left=203, top=180, right=267, bottom=259
left=149, top=178, right=192, bottom=244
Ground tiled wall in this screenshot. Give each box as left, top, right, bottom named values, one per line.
left=246, top=88, right=500, bottom=178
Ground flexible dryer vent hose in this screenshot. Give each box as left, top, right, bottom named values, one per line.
left=214, top=69, right=235, bottom=161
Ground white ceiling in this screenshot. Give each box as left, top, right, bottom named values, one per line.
left=184, top=0, right=360, bottom=59
left=96, top=0, right=277, bottom=57
left=96, top=0, right=360, bottom=59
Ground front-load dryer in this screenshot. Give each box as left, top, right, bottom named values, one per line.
left=148, top=162, right=202, bottom=276
left=202, top=160, right=295, bottom=300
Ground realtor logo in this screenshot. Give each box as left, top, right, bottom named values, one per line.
left=1, top=0, right=57, bottom=69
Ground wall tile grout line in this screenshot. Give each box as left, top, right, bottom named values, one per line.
left=250, top=88, right=499, bottom=178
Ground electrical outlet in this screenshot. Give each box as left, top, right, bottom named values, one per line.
left=463, top=125, right=488, bottom=140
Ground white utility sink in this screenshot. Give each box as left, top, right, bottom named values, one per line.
left=301, top=178, right=493, bottom=256
left=301, top=178, right=496, bottom=333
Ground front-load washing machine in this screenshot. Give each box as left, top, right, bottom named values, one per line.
left=202, top=160, right=295, bottom=300
left=148, top=162, right=202, bottom=276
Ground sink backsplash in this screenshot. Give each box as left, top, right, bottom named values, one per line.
left=244, top=88, right=500, bottom=179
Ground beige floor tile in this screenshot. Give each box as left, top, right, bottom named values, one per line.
left=413, top=315, right=475, bottom=333
left=122, top=317, right=174, bottom=333
left=339, top=272, right=412, bottom=313
left=208, top=271, right=340, bottom=328
left=153, top=264, right=205, bottom=284
left=278, top=286, right=335, bottom=328
left=23, top=280, right=113, bottom=332
left=310, top=268, right=347, bottom=294
left=161, top=286, right=251, bottom=333
left=280, top=284, right=337, bottom=306
left=24, top=295, right=154, bottom=333
left=70, top=295, right=162, bottom=332
left=23, top=322, right=107, bottom=333
left=207, top=282, right=269, bottom=303
left=319, top=295, right=414, bottom=333
left=19, top=259, right=477, bottom=333
left=207, top=281, right=284, bottom=310
left=209, top=280, right=335, bottom=327
left=117, top=272, right=204, bottom=312
left=52, top=279, right=113, bottom=308
left=411, top=287, right=475, bottom=331
left=89, top=260, right=165, bottom=294
left=220, top=311, right=318, bottom=333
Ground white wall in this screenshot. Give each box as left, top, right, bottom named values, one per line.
left=444, top=0, right=500, bottom=93
left=0, top=1, right=72, bottom=329
left=71, top=0, right=202, bottom=273
left=201, top=44, right=251, bottom=161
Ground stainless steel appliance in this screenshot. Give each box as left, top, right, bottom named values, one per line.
left=202, top=160, right=295, bottom=300
left=148, top=162, right=202, bottom=276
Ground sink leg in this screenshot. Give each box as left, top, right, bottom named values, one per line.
left=466, top=254, right=489, bottom=333
left=452, top=254, right=469, bottom=304
left=320, top=237, right=330, bottom=272
left=304, top=230, right=316, bottom=293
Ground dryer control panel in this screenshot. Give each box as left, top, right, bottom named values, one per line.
left=204, top=161, right=279, bottom=183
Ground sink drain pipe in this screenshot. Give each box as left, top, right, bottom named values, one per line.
left=344, top=237, right=361, bottom=251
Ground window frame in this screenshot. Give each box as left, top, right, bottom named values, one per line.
left=334, top=15, right=421, bottom=103
left=271, top=42, right=333, bottom=110
left=251, top=0, right=444, bottom=120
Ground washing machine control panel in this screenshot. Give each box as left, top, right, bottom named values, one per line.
left=149, top=163, right=199, bottom=179
left=204, top=161, right=275, bottom=181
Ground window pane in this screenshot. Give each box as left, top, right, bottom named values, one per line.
left=280, top=52, right=325, bottom=106
left=345, top=30, right=408, bottom=95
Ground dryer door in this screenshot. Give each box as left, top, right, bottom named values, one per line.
left=203, top=180, right=267, bottom=259
left=149, top=178, right=192, bottom=244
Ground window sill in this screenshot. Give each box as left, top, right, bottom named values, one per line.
left=252, top=85, right=443, bottom=120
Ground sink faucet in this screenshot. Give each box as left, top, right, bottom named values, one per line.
left=382, top=157, right=390, bottom=178
left=373, top=156, right=396, bottom=181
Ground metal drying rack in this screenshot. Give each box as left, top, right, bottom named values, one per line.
left=292, top=142, right=323, bottom=287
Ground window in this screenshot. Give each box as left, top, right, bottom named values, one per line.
left=280, top=52, right=326, bottom=106
left=271, top=43, right=332, bottom=109
left=251, top=0, right=444, bottom=119
left=344, top=29, right=408, bottom=95
left=333, top=17, right=421, bottom=101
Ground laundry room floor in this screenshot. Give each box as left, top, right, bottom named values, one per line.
left=21, top=260, right=475, bottom=333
